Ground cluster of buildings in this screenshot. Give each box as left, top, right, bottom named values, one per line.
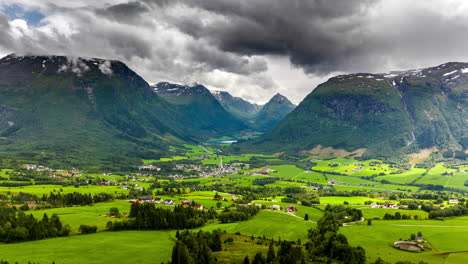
left=266, top=204, right=297, bottom=213
left=137, top=165, right=161, bottom=171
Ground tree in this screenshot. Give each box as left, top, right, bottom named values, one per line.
left=252, top=252, right=266, bottom=264
left=304, top=214, right=309, bottom=221
left=317, top=212, right=339, bottom=234
left=171, top=241, right=193, bottom=264
left=243, top=256, right=250, bottom=264
left=216, top=201, right=222, bottom=209
left=367, top=219, right=372, bottom=226
left=417, top=231, right=422, bottom=237
left=410, top=233, right=416, bottom=240
left=109, top=207, right=120, bottom=217
left=266, top=242, right=275, bottom=263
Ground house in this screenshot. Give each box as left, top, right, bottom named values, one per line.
left=154, top=198, right=162, bottom=203
left=196, top=204, right=204, bottom=210
left=449, top=199, right=459, bottom=205
left=120, top=186, right=128, bottom=190
left=180, top=200, right=193, bottom=206
left=134, top=187, right=144, bottom=191
left=286, top=205, right=297, bottom=213
left=323, top=186, right=332, bottom=190
left=328, top=179, right=336, bottom=185
left=138, top=165, right=161, bottom=171
left=128, top=199, right=138, bottom=203
left=138, top=196, right=154, bottom=202
left=268, top=204, right=281, bottom=210
left=231, top=198, right=239, bottom=202
left=370, top=203, right=380, bottom=208
left=164, top=199, right=175, bottom=206
left=254, top=204, right=262, bottom=208
left=415, top=236, right=424, bottom=242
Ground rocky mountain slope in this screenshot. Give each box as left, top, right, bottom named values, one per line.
left=153, top=82, right=247, bottom=136
left=237, top=62, right=467, bottom=159
left=252, top=93, right=296, bottom=132
left=211, top=90, right=261, bottom=120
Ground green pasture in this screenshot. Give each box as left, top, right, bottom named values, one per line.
left=0, top=231, right=175, bottom=264
left=29, top=200, right=132, bottom=232
left=202, top=210, right=314, bottom=241
left=341, top=216, right=468, bottom=264
left=0, top=185, right=129, bottom=196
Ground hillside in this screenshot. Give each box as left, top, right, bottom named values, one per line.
left=0, top=54, right=229, bottom=168
left=211, top=90, right=262, bottom=120
left=252, top=93, right=296, bottom=132
left=237, top=62, right=468, bottom=159
left=153, top=82, right=247, bottom=136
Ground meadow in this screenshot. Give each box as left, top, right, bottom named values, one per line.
left=341, top=216, right=468, bottom=264
left=0, top=231, right=175, bottom=264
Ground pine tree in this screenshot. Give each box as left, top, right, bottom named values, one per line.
left=266, top=242, right=275, bottom=263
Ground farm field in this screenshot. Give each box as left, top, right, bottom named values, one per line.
left=29, top=200, right=132, bottom=232
left=0, top=231, right=175, bottom=264
left=0, top=185, right=129, bottom=196
left=341, top=216, right=468, bottom=264
left=201, top=210, right=315, bottom=241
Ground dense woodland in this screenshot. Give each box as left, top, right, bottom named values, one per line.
left=0, top=207, right=70, bottom=243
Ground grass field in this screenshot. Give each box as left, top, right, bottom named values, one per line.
left=202, top=210, right=315, bottom=241
left=359, top=207, right=429, bottom=219
left=29, top=200, right=132, bottom=232
left=319, top=196, right=390, bottom=205
left=341, top=216, right=468, bottom=264
left=374, top=168, right=426, bottom=184
left=0, top=185, right=129, bottom=196
left=0, top=231, right=175, bottom=264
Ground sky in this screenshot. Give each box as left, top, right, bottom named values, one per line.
left=1, top=1, right=468, bottom=104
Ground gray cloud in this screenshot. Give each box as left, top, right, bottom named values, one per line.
left=1, top=0, right=468, bottom=104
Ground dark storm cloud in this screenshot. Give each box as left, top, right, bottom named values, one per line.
left=165, top=0, right=377, bottom=74
left=2, top=0, right=468, bottom=103
left=96, top=2, right=150, bottom=23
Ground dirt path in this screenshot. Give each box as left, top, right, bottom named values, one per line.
left=343, top=217, right=365, bottom=226
left=272, top=210, right=317, bottom=223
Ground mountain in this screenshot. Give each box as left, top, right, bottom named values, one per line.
left=153, top=82, right=247, bottom=136
left=252, top=93, right=296, bottom=132
left=237, top=62, right=467, bottom=159
left=211, top=90, right=261, bottom=120
left=0, top=54, right=233, bottom=168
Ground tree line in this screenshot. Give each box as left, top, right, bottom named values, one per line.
left=107, top=203, right=217, bottom=231
left=0, top=207, right=70, bottom=243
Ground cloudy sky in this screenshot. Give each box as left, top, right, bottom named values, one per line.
left=1, top=0, right=468, bottom=104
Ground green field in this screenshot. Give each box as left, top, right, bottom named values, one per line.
left=29, top=200, right=132, bottom=232
left=341, top=216, right=468, bottom=264
left=0, top=231, right=175, bottom=264
left=0, top=185, right=129, bottom=196
left=202, top=210, right=315, bottom=241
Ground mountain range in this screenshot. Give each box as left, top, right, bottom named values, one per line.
left=211, top=90, right=262, bottom=120
left=0, top=54, right=249, bottom=168
left=1, top=53, right=465, bottom=166
left=152, top=82, right=247, bottom=136
left=238, top=62, right=467, bottom=160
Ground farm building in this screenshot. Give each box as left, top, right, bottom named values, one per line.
left=268, top=205, right=281, bottom=210
left=164, top=199, right=175, bottom=206
left=449, top=199, right=459, bottom=204
left=180, top=200, right=193, bottom=206
left=286, top=205, right=297, bottom=213
left=138, top=196, right=154, bottom=202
